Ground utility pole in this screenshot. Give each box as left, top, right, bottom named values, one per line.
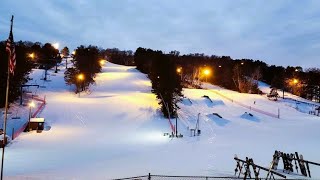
left=43, top=64, right=49, bottom=81
left=55, top=57, right=58, bottom=73
left=159, top=93, right=173, bottom=135
left=175, top=117, right=178, bottom=137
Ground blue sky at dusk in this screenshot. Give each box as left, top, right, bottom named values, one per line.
left=1, top=0, right=320, bottom=68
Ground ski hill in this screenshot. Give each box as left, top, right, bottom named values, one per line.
left=1, top=61, right=320, bottom=179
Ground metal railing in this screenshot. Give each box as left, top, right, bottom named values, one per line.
left=113, top=174, right=261, bottom=180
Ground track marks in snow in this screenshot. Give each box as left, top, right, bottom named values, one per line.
left=75, top=112, right=87, bottom=127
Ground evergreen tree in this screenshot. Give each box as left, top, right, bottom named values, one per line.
left=61, top=46, right=70, bottom=57
left=64, top=45, right=102, bottom=93
left=136, top=49, right=183, bottom=118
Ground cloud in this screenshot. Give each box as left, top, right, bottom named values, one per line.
left=1, top=0, right=320, bottom=68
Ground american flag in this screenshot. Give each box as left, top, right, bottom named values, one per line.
left=6, top=27, right=16, bottom=75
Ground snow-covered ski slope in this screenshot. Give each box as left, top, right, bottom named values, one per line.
left=4, top=62, right=320, bottom=179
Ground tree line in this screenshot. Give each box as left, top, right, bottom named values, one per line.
left=103, top=48, right=134, bottom=66
left=106, top=48, right=320, bottom=103
left=0, top=41, right=60, bottom=108
left=1, top=41, right=319, bottom=110
left=0, top=40, right=104, bottom=108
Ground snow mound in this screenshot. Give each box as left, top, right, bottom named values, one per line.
left=206, top=113, right=230, bottom=127
left=240, top=112, right=260, bottom=122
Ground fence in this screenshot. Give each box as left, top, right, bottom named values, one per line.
left=114, top=174, right=245, bottom=180
left=25, top=94, right=46, bottom=118
left=113, top=174, right=312, bottom=180
left=284, top=97, right=320, bottom=116
left=12, top=122, right=28, bottom=139
left=12, top=95, right=46, bottom=140
left=209, top=90, right=279, bottom=119
left=31, top=96, right=46, bottom=118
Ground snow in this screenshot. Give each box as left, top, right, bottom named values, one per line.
left=258, top=81, right=320, bottom=115
left=29, top=118, right=45, bottom=123
left=1, top=61, right=320, bottom=179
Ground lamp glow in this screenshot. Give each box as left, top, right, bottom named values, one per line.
left=204, top=69, right=210, bottom=75
left=78, top=74, right=84, bottom=81
left=28, top=53, right=35, bottom=59
left=29, top=101, right=35, bottom=108
left=53, top=43, right=59, bottom=50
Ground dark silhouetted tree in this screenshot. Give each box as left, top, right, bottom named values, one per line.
left=64, top=45, right=102, bottom=93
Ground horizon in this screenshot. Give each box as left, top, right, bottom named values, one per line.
left=1, top=0, right=320, bottom=68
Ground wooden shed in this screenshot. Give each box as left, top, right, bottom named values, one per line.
left=28, top=118, right=45, bottom=132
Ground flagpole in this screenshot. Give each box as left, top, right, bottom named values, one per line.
left=1, top=15, right=14, bottom=180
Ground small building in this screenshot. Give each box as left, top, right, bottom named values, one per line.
left=28, top=118, right=45, bottom=132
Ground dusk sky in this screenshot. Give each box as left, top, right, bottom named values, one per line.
left=1, top=0, right=320, bottom=68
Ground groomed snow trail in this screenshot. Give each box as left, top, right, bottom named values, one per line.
left=4, top=62, right=320, bottom=179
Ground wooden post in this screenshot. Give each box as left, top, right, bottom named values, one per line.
left=44, top=67, right=47, bottom=81
left=175, top=117, right=178, bottom=137
left=11, top=128, right=14, bottom=140
left=306, top=162, right=311, bottom=178
left=55, top=56, right=58, bottom=73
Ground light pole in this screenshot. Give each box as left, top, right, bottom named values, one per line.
left=176, top=67, right=182, bottom=81
left=291, top=78, right=299, bottom=94
left=203, top=69, right=210, bottom=82
left=53, top=43, right=60, bottom=73
left=28, top=101, right=35, bottom=131
left=77, top=73, right=84, bottom=97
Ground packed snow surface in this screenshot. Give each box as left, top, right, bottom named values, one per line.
left=2, top=62, right=320, bottom=179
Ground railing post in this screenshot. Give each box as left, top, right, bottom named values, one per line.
left=148, top=173, right=151, bottom=180
left=12, top=128, right=14, bottom=140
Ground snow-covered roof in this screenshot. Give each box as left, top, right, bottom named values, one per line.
left=30, top=118, right=45, bottom=123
